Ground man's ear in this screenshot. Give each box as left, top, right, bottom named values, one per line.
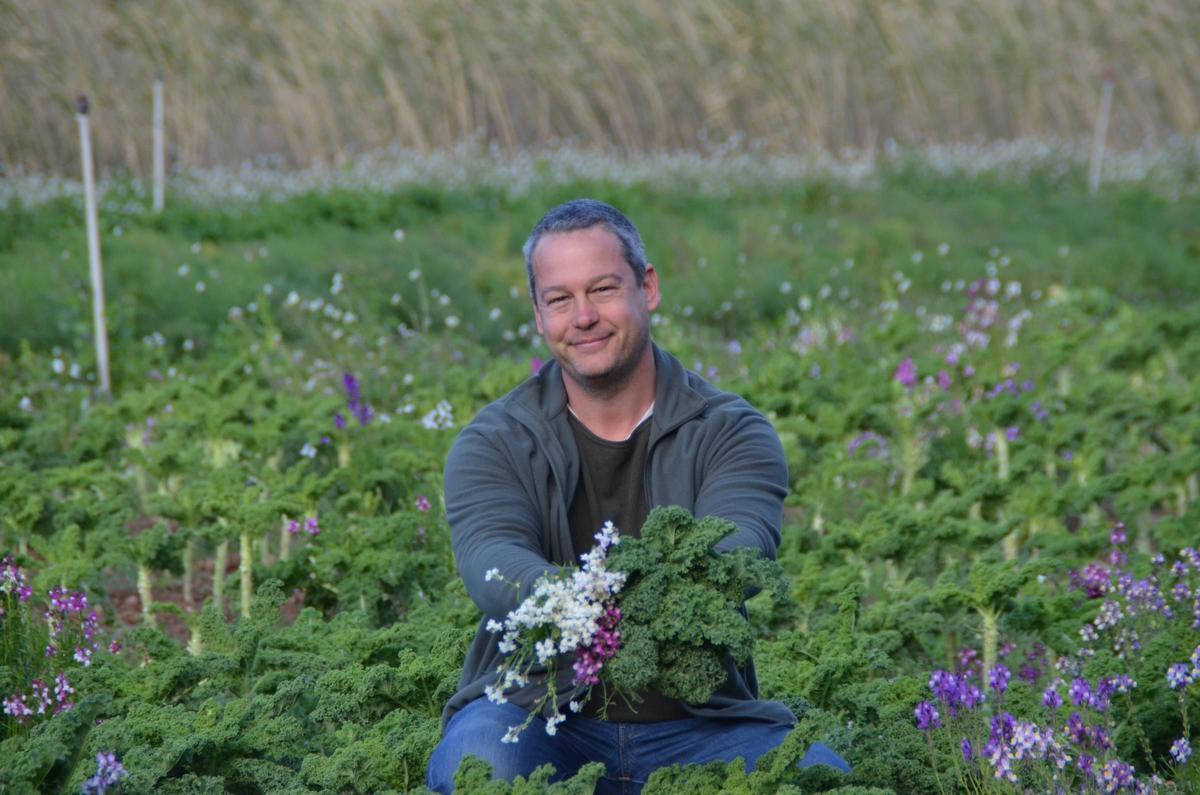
left=642, top=264, right=661, bottom=312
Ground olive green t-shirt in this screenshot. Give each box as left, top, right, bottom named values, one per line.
left=567, top=410, right=691, bottom=722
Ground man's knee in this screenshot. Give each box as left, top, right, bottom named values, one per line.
left=425, top=700, right=560, bottom=793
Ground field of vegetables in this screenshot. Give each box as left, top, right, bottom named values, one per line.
left=2, top=151, right=1200, bottom=793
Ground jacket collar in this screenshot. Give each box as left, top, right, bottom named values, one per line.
left=505, top=342, right=706, bottom=434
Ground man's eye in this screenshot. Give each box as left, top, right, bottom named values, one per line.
left=547, top=296, right=567, bottom=305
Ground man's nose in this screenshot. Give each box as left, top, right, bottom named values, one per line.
left=571, top=296, right=598, bottom=327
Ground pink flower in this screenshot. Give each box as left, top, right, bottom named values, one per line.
left=415, top=495, right=431, bottom=512
left=894, top=358, right=917, bottom=387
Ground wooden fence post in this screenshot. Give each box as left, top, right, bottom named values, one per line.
left=153, top=74, right=165, bottom=212
left=76, top=95, right=112, bottom=395
left=1088, top=71, right=1115, bottom=195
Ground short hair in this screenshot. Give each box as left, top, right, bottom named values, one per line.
left=523, top=199, right=648, bottom=298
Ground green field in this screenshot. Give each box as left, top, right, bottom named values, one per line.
left=2, top=156, right=1199, bottom=792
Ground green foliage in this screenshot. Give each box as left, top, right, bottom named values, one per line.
left=449, top=756, right=605, bottom=794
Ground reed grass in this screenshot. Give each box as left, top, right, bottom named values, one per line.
left=1, top=0, right=1198, bottom=175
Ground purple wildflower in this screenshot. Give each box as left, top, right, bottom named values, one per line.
left=415, top=495, right=431, bottom=512
left=988, top=664, right=1012, bottom=694
left=936, top=370, right=952, bottom=390
left=1171, top=737, right=1191, bottom=764
left=572, top=604, right=621, bottom=687
left=1068, top=678, right=1091, bottom=707
left=1042, top=686, right=1063, bottom=709
left=287, top=519, right=301, bottom=536
left=342, top=372, right=361, bottom=407
left=31, top=680, right=51, bottom=714
left=1109, top=522, right=1128, bottom=546
left=914, top=700, right=940, bottom=732
left=3, top=694, right=32, bottom=723
left=961, top=738, right=973, bottom=761
left=0, top=556, right=33, bottom=603
left=333, top=412, right=346, bottom=430
left=894, top=358, right=917, bottom=387
left=1005, top=425, right=1019, bottom=442
left=1098, top=759, right=1134, bottom=790
left=1168, top=663, right=1191, bottom=690
left=82, top=751, right=128, bottom=795
left=304, top=517, right=320, bottom=537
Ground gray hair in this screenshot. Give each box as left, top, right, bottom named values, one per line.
left=522, top=199, right=648, bottom=298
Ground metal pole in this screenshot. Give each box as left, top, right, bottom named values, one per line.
left=1088, top=71, right=1114, bottom=196
left=76, top=95, right=112, bottom=394
left=153, top=75, right=165, bottom=212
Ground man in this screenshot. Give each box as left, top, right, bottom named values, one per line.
left=427, top=199, right=848, bottom=793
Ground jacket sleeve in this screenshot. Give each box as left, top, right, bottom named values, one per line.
left=443, top=421, right=561, bottom=619
left=692, top=404, right=789, bottom=560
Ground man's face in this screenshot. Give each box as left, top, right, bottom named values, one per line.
left=530, top=225, right=660, bottom=394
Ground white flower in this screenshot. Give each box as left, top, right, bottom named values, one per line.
left=486, top=619, right=504, bottom=632
left=421, top=400, right=455, bottom=430
left=51, top=358, right=65, bottom=374
left=393, top=228, right=405, bottom=241
left=300, top=443, right=317, bottom=459
left=569, top=700, right=583, bottom=713
left=285, top=291, right=300, bottom=307
left=445, top=315, right=460, bottom=329
left=501, top=726, right=521, bottom=744
left=535, top=639, right=556, bottom=663
left=177, top=263, right=190, bottom=277
left=195, top=281, right=206, bottom=293
left=937, top=243, right=950, bottom=256
left=18, top=396, right=33, bottom=412
left=408, top=268, right=421, bottom=281
left=489, top=307, right=502, bottom=321
left=485, top=568, right=500, bottom=582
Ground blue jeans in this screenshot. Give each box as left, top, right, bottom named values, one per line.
left=426, top=698, right=850, bottom=794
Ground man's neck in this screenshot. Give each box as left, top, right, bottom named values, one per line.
left=562, top=347, right=657, bottom=442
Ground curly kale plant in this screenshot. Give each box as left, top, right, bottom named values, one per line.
left=604, top=506, right=789, bottom=704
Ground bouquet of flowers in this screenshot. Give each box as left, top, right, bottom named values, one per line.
left=483, top=520, right=626, bottom=742
left=484, top=506, right=788, bottom=741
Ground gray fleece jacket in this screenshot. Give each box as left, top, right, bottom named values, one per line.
left=440, top=344, right=796, bottom=729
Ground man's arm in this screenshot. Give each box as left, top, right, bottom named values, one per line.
left=443, top=424, right=561, bottom=619
left=691, top=404, right=789, bottom=560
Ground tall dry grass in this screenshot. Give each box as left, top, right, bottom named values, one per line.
left=1, top=0, right=1198, bottom=176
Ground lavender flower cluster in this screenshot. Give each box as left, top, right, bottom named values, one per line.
left=483, top=521, right=626, bottom=742
left=916, top=529, right=1200, bottom=791
left=2, top=560, right=118, bottom=728
left=334, top=372, right=373, bottom=429
left=82, top=751, right=128, bottom=794
left=286, top=516, right=321, bottom=537
left=0, top=555, right=33, bottom=610
left=3, top=671, right=75, bottom=723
